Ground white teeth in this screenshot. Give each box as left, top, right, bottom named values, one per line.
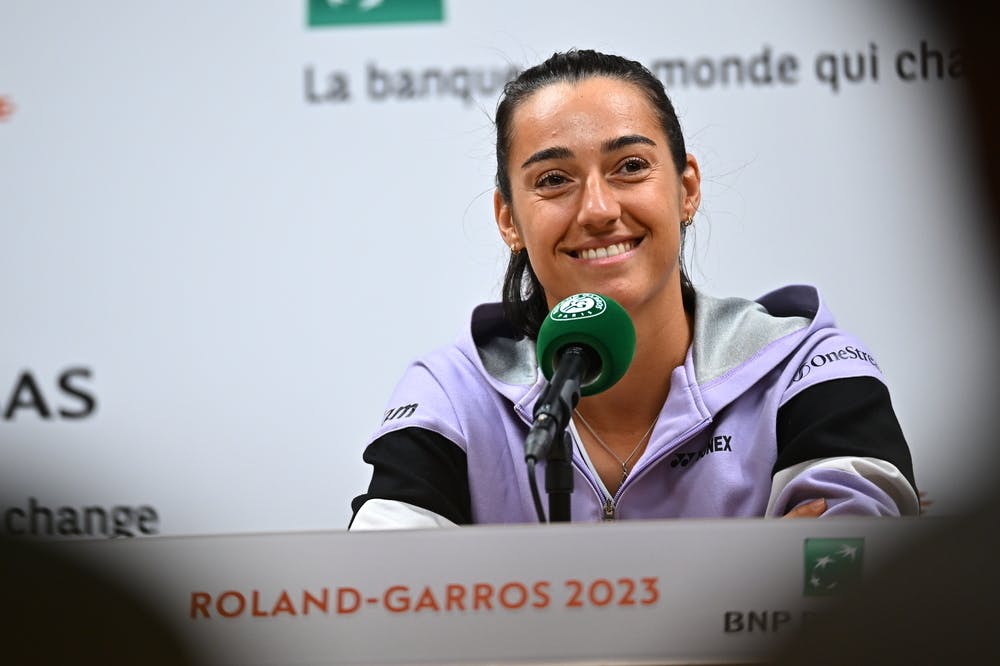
left=579, top=241, right=634, bottom=260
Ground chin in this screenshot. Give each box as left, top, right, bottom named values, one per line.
left=601, top=281, right=681, bottom=316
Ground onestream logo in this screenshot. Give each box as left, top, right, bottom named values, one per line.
left=308, top=0, right=444, bottom=27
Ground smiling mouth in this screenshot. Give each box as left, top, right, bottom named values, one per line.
left=572, top=239, right=640, bottom=260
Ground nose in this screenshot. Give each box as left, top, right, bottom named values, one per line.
left=577, top=172, right=621, bottom=228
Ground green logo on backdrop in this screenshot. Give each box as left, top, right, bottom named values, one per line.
left=803, top=538, right=864, bottom=596
left=308, top=0, right=444, bottom=27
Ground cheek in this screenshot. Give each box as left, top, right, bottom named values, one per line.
left=634, top=199, right=681, bottom=233
left=516, top=204, right=566, bottom=246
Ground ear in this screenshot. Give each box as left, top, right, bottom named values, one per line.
left=494, top=189, right=521, bottom=248
left=681, top=153, right=702, bottom=219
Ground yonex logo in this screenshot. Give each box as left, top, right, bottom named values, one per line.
left=670, top=434, right=733, bottom=469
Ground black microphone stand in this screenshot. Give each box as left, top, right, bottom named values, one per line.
left=546, top=431, right=574, bottom=522
left=525, top=346, right=591, bottom=523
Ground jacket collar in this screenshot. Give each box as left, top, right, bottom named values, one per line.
left=464, top=285, right=825, bottom=416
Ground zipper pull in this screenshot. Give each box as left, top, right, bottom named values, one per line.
left=602, top=498, right=616, bottom=521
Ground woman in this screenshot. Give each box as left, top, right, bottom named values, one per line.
left=350, top=50, right=918, bottom=529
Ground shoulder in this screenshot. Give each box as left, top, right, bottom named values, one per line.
left=691, top=285, right=889, bottom=406
left=370, top=302, right=539, bottom=446
left=406, top=302, right=537, bottom=386
left=762, top=286, right=887, bottom=402
left=691, top=286, right=815, bottom=386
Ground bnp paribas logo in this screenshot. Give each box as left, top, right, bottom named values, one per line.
left=308, top=0, right=444, bottom=27
left=803, top=538, right=864, bottom=596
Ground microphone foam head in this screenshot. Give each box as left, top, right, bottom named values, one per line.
left=536, top=293, right=636, bottom=396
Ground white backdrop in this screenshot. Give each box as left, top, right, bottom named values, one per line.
left=1, top=0, right=995, bottom=536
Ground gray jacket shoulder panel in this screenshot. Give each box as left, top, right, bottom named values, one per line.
left=692, top=291, right=812, bottom=385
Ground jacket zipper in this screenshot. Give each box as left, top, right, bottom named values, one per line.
left=607, top=416, right=714, bottom=519
left=602, top=498, right=616, bottom=521
left=568, top=438, right=617, bottom=520
left=565, top=415, right=712, bottom=521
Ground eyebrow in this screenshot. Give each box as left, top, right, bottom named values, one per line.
left=603, top=134, right=656, bottom=153
left=520, top=134, right=657, bottom=169
left=521, top=146, right=572, bottom=169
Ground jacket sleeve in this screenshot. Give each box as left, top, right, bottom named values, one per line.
left=350, top=348, right=480, bottom=530
left=767, top=376, right=919, bottom=517
left=350, top=427, right=472, bottom=529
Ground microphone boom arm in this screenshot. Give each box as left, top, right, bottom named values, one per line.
left=524, top=345, right=590, bottom=463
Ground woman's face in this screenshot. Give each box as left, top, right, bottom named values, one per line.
left=495, top=77, right=700, bottom=315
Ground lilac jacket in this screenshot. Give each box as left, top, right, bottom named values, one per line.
left=355, top=286, right=918, bottom=526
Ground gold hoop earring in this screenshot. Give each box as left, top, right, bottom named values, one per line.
left=510, top=243, right=521, bottom=255
left=682, top=215, right=694, bottom=228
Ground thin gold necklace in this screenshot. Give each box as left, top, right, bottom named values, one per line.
left=573, top=409, right=658, bottom=485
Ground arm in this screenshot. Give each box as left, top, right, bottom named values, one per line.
left=350, top=427, right=472, bottom=530
left=767, top=376, right=919, bottom=517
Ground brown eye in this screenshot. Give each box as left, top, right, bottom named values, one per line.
left=536, top=172, right=568, bottom=188
left=619, top=157, right=649, bottom=174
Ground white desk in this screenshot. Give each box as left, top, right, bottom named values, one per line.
left=58, top=517, right=937, bottom=665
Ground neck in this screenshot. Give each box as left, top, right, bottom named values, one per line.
left=576, top=289, right=692, bottom=431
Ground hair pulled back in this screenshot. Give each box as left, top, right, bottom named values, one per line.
left=495, top=49, right=694, bottom=338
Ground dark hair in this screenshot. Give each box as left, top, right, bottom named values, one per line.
left=495, top=49, right=695, bottom=338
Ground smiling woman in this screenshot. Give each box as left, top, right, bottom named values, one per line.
left=349, top=49, right=918, bottom=529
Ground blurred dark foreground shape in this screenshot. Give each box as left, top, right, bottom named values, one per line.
left=771, top=494, right=1000, bottom=664
left=0, top=536, right=198, bottom=665
left=772, top=2, right=1000, bottom=663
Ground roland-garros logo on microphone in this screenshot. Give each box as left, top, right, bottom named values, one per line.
left=551, top=293, right=607, bottom=321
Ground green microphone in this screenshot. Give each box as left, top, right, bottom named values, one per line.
left=525, top=293, right=636, bottom=464
left=537, top=292, right=636, bottom=396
